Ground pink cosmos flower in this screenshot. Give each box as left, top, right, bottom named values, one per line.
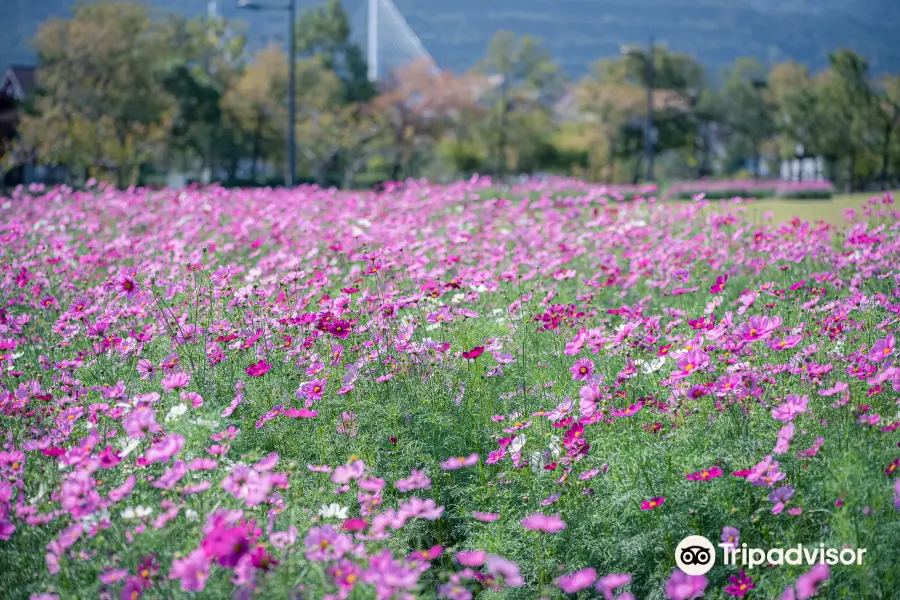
left=556, top=567, right=597, bottom=593
left=168, top=549, right=210, bottom=592
left=152, top=460, right=187, bottom=490
left=440, top=453, right=479, bottom=470
left=745, top=455, right=786, bottom=487
left=485, top=554, right=524, bottom=587
left=735, top=315, right=782, bottom=342
left=772, top=395, right=808, bottom=422
left=795, top=564, right=830, bottom=600
left=395, top=469, right=431, bottom=492
left=721, top=526, right=740, bottom=550
left=332, top=459, right=365, bottom=484
left=136, top=358, right=156, bottom=380
left=472, top=511, right=500, bottom=522
left=709, top=273, right=728, bottom=294
left=114, top=269, right=140, bottom=299
left=596, top=573, right=632, bottom=600
left=304, top=525, right=353, bottom=562
left=221, top=465, right=273, bottom=506
left=768, top=485, right=795, bottom=514
left=123, top=407, right=161, bottom=439
left=456, top=550, right=487, bottom=567
left=665, top=568, right=708, bottom=599
left=570, top=358, right=594, bottom=381
left=426, top=306, right=453, bottom=324
left=99, top=569, right=129, bottom=584
left=869, top=334, right=895, bottom=362
left=773, top=423, right=795, bottom=454
left=161, top=372, right=190, bottom=392
left=461, top=346, right=485, bottom=360
left=144, top=434, right=185, bottom=464
left=521, top=513, right=566, bottom=533
left=768, top=335, right=802, bottom=350
left=671, top=350, right=709, bottom=380
left=297, top=378, right=326, bottom=404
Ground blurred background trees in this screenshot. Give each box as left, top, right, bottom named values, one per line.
left=1, top=0, right=899, bottom=191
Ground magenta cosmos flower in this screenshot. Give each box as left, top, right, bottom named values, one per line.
left=640, top=496, right=665, bottom=511
left=521, top=513, right=567, bottom=533
left=686, top=466, right=723, bottom=481
left=245, top=359, right=270, bottom=377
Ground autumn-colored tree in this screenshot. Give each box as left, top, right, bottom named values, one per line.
left=574, top=59, right=645, bottom=181
left=372, top=59, right=483, bottom=180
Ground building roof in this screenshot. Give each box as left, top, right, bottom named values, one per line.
left=1, top=65, right=36, bottom=101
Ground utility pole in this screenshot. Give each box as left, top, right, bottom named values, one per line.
left=645, top=35, right=655, bottom=182
left=367, top=0, right=379, bottom=81
left=287, top=0, right=296, bottom=188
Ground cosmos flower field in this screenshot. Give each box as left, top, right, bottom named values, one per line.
left=0, top=178, right=898, bottom=600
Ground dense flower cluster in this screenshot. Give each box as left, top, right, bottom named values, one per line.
left=0, top=179, right=897, bottom=599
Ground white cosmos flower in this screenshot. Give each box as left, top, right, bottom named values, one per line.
left=165, top=403, right=188, bottom=422
left=318, top=503, right=349, bottom=520
left=640, top=356, right=666, bottom=374
left=121, top=506, right=152, bottom=520
left=185, top=509, right=199, bottom=522
left=119, top=438, right=141, bottom=458
left=510, top=434, right=527, bottom=453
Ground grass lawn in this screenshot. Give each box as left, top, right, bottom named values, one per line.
left=679, top=191, right=897, bottom=226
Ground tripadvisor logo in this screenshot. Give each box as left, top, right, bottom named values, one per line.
left=675, top=535, right=868, bottom=575
left=675, top=535, right=716, bottom=575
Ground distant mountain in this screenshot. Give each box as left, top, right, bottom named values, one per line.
left=3, top=0, right=900, bottom=79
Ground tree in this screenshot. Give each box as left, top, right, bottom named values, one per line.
left=575, top=59, right=645, bottom=181
left=373, top=59, right=481, bottom=181
left=16, top=1, right=176, bottom=186
left=722, top=58, right=777, bottom=177
left=221, top=45, right=291, bottom=181
left=160, top=13, right=247, bottom=178
left=477, top=31, right=565, bottom=176
left=817, top=50, right=876, bottom=190
left=769, top=61, right=824, bottom=175
left=295, top=0, right=376, bottom=103
left=872, top=75, right=900, bottom=189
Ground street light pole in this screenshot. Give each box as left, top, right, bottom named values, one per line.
left=645, top=35, right=654, bottom=182
left=237, top=0, right=296, bottom=188
left=287, top=0, right=296, bottom=188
